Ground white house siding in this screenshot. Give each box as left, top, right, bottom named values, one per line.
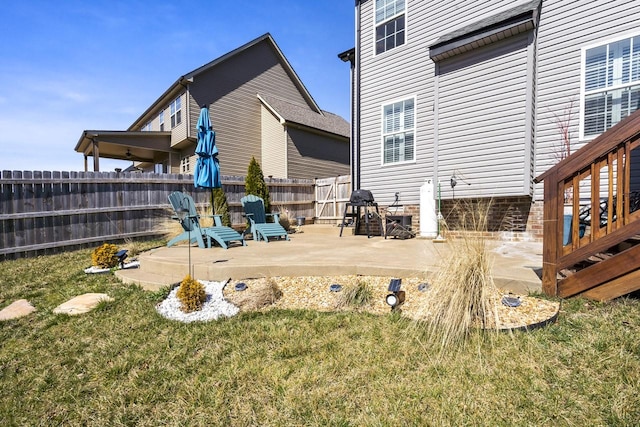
left=260, top=105, right=287, bottom=178
left=437, top=32, right=531, bottom=199
left=535, top=0, right=640, bottom=201
left=357, top=0, right=532, bottom=207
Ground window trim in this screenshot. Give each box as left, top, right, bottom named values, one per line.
left=579, top=30, right=640, bottom=140
left=170, top=96, right=182, bottom=129
left=380, top=95, right=417, bottom=166
left=373, top=0, right=407, bottom=56
left=159, top=110, right=164, bottom=132
left=180, top=155, right=190, bottom=174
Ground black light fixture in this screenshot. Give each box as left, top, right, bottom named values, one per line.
left=417, top=283, right=430, bottom=292
left=385, top=278, right=405, bottom=311
left=126, top=149, right=132, bottom=159
left=115, top=249, right=128, bottom=269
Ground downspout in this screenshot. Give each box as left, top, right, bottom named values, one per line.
left=355, top=0, right=361, bottom=191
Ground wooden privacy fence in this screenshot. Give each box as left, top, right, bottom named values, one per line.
left=0, top=170, right=316, bottom=259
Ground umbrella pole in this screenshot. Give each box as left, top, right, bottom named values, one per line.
left=210, top=189, right=215, bottom=216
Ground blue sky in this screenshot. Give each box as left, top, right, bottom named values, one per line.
left=0, top=1, right=354, bottom=172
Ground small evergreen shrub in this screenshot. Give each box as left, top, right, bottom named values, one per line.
left=176, top=275, right=207, bottom=313
left=245, top=156, right=271, bottom=214
left=91, top=243, right=119, bottom=268
left=213, top=187, right=232, bottom=227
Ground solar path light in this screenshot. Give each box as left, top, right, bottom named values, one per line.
left=385, top=278, right=405, bottom=311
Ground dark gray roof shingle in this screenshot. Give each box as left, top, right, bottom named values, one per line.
left=258, top=93, right=350, bottom=138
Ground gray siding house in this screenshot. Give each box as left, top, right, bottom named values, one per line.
left=75, top=33, right=350, bottom=180
left=350, top=0, right=640, bottom=239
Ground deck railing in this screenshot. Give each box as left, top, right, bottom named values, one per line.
left=535, top=109, right=640, bottom=297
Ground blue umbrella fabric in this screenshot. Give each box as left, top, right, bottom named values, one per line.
left=194, top=106, right=221, bottom=189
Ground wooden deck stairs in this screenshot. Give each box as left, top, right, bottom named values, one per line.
left=535, top=109, right=640, bottom=301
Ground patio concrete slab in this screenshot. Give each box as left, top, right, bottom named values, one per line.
left=116, top=224, right=543, bottom=294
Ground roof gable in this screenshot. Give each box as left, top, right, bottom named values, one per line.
left=129, top=33, right=322, bottom=130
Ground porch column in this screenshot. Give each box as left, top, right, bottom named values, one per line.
left=92, top=140, right=100, bottom=172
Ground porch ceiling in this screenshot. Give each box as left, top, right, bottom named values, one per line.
left=75, top=130, right=174, bottom=162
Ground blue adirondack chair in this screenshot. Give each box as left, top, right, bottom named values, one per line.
left=241, top=194, right=289, bottom=242
left=167, top=191, right=246, bottom=249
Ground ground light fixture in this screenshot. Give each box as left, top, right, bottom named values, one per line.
left=385, top=278, right=405, bottom=311
left=115, top=249, right=128, bottom=269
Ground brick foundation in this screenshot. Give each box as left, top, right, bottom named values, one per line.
left=371, top=196, right=543, bottom=241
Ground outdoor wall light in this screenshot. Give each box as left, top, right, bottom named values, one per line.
left=115, top=249, right=128, bottom=269
left=385, top=278, right=405, bottom=310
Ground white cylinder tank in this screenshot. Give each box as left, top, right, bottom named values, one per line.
left=420, top=179, right=438, bottom=238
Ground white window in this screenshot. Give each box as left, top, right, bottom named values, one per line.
left=375, top=0, right=405, bottom=55
left=141, top=121, right=151, bottom=131
left=170, top=96, right=182, bottom=128
left=181, top=155, right=190, bottom=173
left=582, top=34, right=640, bottom=138
left=382, top=97, right=415, bottom=164
left=159, top=111, right=164, bottom=131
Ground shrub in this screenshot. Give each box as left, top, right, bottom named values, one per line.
left=91, top=243, right=119, bottom=268
left=213, top=187, right=232, bottom=227
left=245, top=156, right=271, bottom=214
left=336, top=280, right=373, bottom=309
left=277, top=208, right=291, bottom=231
left=176, top=275, right=207, bottom=313
left=224, top=278, right=282, bottom=311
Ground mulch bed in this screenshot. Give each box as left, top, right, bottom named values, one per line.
left=223, top=275, right=560, bottom=331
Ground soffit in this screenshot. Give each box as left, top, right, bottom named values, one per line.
left=429, top=0, right=541, bottom=62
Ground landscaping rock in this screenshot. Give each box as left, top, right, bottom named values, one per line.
left=0, top=299, right=36, bottom=321
left=53, top=293, right=114, bottom=315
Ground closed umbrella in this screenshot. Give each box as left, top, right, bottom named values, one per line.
left=194, top=105, right=221, bottom=212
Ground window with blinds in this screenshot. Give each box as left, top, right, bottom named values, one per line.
left=375, top=0, right=405, bottom=55
left=382, top=98, right=415, bottom=164
left=583, top=35, right=640, bottom=137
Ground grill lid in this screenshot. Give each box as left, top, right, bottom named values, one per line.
left=350, top=189, right=375, bottom=204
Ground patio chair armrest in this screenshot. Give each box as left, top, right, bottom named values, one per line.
left=266, top=213, right=280, bottom=222
left=209, top=214, right=223, bottom=227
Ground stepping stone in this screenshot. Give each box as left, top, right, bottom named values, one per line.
left=53, top=293, right=114, bottom=316
left=0, top=299, right=36, bottom=321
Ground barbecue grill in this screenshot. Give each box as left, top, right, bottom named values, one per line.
left=339, top=189, right=383, bottom=238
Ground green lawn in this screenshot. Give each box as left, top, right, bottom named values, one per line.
left=1, top=243, right=639, bottom=426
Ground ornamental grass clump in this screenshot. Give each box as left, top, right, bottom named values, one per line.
left=225, top=278, right=282, bottom=311
left=91, top=243, right=119, bottom=268
left=419, top=200, right=499, bottom=350
left=336, top=280, right=374, bottom=309
left=176, top=275, right=207, bottom=313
